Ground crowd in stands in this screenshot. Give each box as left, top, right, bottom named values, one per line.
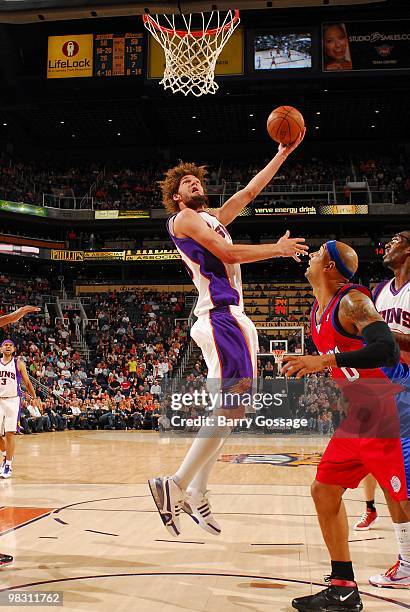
left=221, top=154, right=352, bottom=189
left=357, top=154, right=410, bottom=204
left=0, top=156, right=101, bottom=208
left=0, top=261, right=397, bottom=438
left=0, top=275, right=191, bottom=433
left=1, top=152, right=408, bottom=212
left=296, top=373, right=344, bottom=435
left=93, top=166, right=163, bottom=211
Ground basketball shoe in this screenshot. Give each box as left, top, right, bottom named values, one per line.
left=1, top=464, right=12, bottom=479
left=0, top=457, right=5, bottom=477
left=0, top=553, right=13, bottom=566
left=292, top=578, right=363, bottom=611
left=353, top=508, right=378, bottom=531
left=182, top=490, right=221, bottom=535
left=148, top=476, right=183, bottom=537
left=369, top=556, right=410, bottom=588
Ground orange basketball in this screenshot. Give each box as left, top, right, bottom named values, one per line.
left=267, top=106, right=305, bottom=145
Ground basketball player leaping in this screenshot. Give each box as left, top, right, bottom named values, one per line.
left=0, top=304, right=40, bottom=567
left=282, top=241, right=409, bottom=611
left=354, top=230, right=410, bottom=588
left=149, top=129, right=307, bottom=537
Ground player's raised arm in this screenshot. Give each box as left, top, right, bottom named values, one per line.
left=215, top=128, right=306, bottom=227
left=175, top=209, right=308, bottom=264
left=0, top=306, right=40, bottom=328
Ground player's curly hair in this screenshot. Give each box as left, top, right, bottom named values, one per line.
left=159, top=161, right=208, bottom=215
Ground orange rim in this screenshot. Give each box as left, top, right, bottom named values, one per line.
left=142, top=9, right=240, bottom=38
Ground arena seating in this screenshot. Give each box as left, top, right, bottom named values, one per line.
left=2, top=153, right=407, bottom=211
left=0, top=277, right=193, bottom=432
left=0, top=270, right=391, bottom=435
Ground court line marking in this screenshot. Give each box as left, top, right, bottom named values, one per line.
left=52, top=495, right=147, bottom=515
left=250, top=543, right=304, bottom=546
left=349, top=537, right=385, bottom=543
left=85, top=529, right=119, bottom=537
left=0, top=572, right=407, bottom=608
left=155, top=539, right=205, bottom=544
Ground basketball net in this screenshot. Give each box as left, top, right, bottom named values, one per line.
left=143, top=9, right=240, bottom=97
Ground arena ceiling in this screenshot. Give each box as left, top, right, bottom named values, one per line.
left=0, top=1, right=388, bottom=24
left=0, top=85, right=408, bottom=151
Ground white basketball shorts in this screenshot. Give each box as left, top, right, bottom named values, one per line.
left=190, top=305, right=259, bottom=405
left=0, top=396, right=21, bottom=434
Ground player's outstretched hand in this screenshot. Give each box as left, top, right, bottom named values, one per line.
left=12, top=306, right=40, bottom=321
left=278, top=127, right=306, bottom=158
left=282, top=355, right=328, bottom=379
left=276, top=230, right=309, bottom=262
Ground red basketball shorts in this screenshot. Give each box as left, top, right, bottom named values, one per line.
left=316, top=436, right=410, bottom=502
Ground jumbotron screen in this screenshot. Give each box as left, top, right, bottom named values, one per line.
left=253, top=32, right=312, bottom=70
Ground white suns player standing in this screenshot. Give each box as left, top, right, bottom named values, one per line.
left=354, top=231, right=410, bottom=588
left=0, top=340, right=40, bottom=479
left=148, top=129, right=307, bottom=537
left=0, top=304, right=40, bottom=567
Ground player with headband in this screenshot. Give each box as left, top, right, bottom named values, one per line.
left=282, top=240, right=410, bottom=612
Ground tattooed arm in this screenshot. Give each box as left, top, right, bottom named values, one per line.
left=282, top=290, right=400, bottom=379
left=337, top=290, right=384, bottom=335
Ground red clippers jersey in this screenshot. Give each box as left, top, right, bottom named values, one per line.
left=311, top=284, right=387, bottom=382
left=310, top=283, right=403, bottom=437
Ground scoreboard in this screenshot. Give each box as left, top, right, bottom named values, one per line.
left=47, top=33, right=144, bottom=79
left=94, top=33, right=143, bottom=77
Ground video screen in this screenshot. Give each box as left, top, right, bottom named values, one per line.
left=254, top=32, right=312, bottom=70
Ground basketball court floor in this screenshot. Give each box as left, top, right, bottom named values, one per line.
left=0, top=430, right=409, bottom=611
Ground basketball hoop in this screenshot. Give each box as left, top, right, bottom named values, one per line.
left=143, top=9, right=240, bottom=97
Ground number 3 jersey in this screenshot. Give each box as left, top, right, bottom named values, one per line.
left=0, top=358, right=21, bottom=398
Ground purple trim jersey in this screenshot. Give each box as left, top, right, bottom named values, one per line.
left=374, top=278, right=410, bottom=364
left=0, top=357, right=20, bottom=398
left=167, top=210, right=244, bottom=316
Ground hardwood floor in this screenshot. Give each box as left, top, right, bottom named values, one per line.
left=0, top=430, right=406, bottom=611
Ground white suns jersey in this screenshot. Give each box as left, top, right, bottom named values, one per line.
left=167, top=210, right=244, bottom=317
left=374, top=278, right=410, bottom=364
left=0, top=358, right=20, bottom=398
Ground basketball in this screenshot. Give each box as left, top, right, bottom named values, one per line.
left=267, top=105, right=305, bottom=145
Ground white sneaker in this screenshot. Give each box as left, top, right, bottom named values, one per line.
left=369, top=556, right=410, bottom=588
left=1, top=464, right=12, bottom=479
left=182, top=490, right=221, bottom=536
left=148, top=476, right=183, bottom=537
left=0, top=458, right=5, bottom=477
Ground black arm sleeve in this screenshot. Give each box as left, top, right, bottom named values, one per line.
left=335, top=321, right=400, bottom=370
